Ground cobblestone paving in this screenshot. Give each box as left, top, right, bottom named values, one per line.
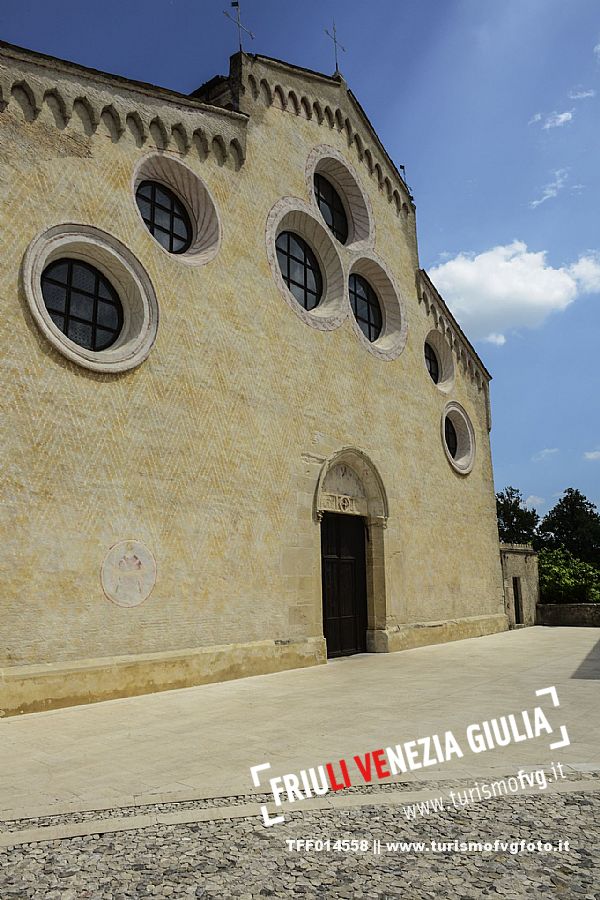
left=1, top=787, right=599, bottom=899
left=2, top=771, right=597, bottom=833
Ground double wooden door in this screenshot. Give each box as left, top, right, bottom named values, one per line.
left=321, top=512, right=367, bottom=658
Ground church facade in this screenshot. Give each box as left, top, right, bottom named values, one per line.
left=0, top=42, right=507, bottom=716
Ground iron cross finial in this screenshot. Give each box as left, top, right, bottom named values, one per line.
left=224, top=1, right=255, bottom=54
left=325, top=19, right=346, bottom=75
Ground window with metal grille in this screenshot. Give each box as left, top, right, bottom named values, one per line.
left=41, top=259, right=123, bottom=351
left=445, top=417, right=458, bottom=458
left=313, top=173, right=349, bottom=244
left=135, top=180, right=193, bottom=254
left=349, top=273, right=382, bottom=342
left=275, top=231, right=323, bottom=311
left=424, top=342, right=440, bottom=383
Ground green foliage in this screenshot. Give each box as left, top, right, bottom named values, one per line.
left=536, top=488, right=600, bottom=567
left=496, top=486, right=539, bottom=544
left=538, top=548, right=600, bottom=604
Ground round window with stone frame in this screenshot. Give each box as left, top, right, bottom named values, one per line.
left=346, top=254, right=408, bottom=361
left=349, top=273, right=382, bottom=342
left=442, top=402, right=476, bottom=474
left=41, top=258, right=124, bottom=352
left=265, top=197, right=346, bottom=332
left=275, top=231, right=323, bottom=311
left=313, top=172, right=349, bottom=244
left=135, top=180, right=193, bottom=255
left=132, top=153, right=221, bottom=267
left=424, top=329, right=455, bottom=392
left=23, top=224, right=159, bottom=374
left=306, top=145, right=375, bottom=248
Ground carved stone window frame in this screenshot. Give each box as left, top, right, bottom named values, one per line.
left=305, top=144, right=375, bottom=249
left=347, top=251, right=408, bottom=361
left=266, top=197, right=346, bottom=331
left=23, top=224, right=159, bottom=373
left=132, top=153, right=222, bottom=267
left=442, top=401, right=476, bottom=474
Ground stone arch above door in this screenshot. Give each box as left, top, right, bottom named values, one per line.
left=314, top=447, right=388, bottom=526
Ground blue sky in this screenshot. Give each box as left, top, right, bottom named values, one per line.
left=2, top=0, right=599, bottom=512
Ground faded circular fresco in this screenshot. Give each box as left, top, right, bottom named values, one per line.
left=101, top=540, right=157, bottom=608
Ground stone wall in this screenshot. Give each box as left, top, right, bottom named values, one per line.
left=0, top=45, right=507, bottom=714
left=537, top=604, right=600, bottom=627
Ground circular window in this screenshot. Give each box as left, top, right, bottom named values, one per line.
left=349, top=273, right=382, bottom=342
left=442, top=402, right=476, bottom=474
left=41, top=259, right=124, bottom=351
left=347, top=254, right=407, bottom=360
left=266, top=197, right=345, bottom=331
left=424, top=329, right=455, bottom=392
left=306, top=145, right=374, bottom=247
left=132, top=153, right=221, bottom=266
left=424, top=341, right=439, bottom=383
left=445, top=417, right=458, bottom=457
left=313, top=173, right=348, bottom=244
left=23, top=224, right=159, bottom=373
left=135, top=180, right=193, bottom=255
left=276, top=231, right=323, bottom=311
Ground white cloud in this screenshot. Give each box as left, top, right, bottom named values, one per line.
left=568, top=88, right=596, bottom=100
left=542, top=110, right=574, bottom=129
left=594, top=42, right=600, bottom=60
left=532, top=448, right=559, bottom=462
left=528, top=112, right=542, bottom=125
left=428, top=241, right=600, bottom=343
left=569, top=253, right=600, bottom=292
left=525, top=495, right=545, bottom=508
left=530, top=168, right=568, bottom=208
left=584, top=450, right=600, bottom=461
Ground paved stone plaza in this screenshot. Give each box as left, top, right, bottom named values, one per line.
left=1, top=627, right=599, bottom=897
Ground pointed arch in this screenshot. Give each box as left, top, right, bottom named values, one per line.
left=126, top=112, right=145, bottom=147
left=300, top=96, right=312, bottom=119
left=100, top=105, right=122, bottom=142
left=259, top=78, right=272, bottom=106
left=11, top=81, right=37, bottom=122
left=315, top=447, right=388, bottom=525
left=211, top=134, right=226, bottom=165
left=43, top=90, right=68, bottom=128
left=228, top=138, right=244, bottom=170
left=273, top=85, right=286, bottom=110
left=149, top=116, right=168, bottom=149
left=171, top=123, right=189, bottom=154
left=288, top=90, right=300, bottom=115
left=315, top=447, right=389, bottom=649
left=72, top=97, right=96, bottom=135
left=247, top=73, right=259, bottom=100
left=353, top=133, right=364, bottom=160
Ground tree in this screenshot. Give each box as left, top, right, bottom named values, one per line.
left=536, top=488, right=600, bottom=567
left=496, top=486, right=539, bottom=544
left=538, top=548, right=600, bottom=603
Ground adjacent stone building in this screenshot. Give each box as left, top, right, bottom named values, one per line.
left=500, top=544, right=539, bottom=628
left=0, top=41, right=508, bottom=715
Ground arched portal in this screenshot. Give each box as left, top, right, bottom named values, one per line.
left=315, top=448, right=388, bottom=657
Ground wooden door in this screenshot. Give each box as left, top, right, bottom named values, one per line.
left=321, top=513, right=367, bottom=658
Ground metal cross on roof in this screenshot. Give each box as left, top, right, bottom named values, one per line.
left=224, top=0, right=255, bottom=54
left=325, top=19, right=346, bottom=75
